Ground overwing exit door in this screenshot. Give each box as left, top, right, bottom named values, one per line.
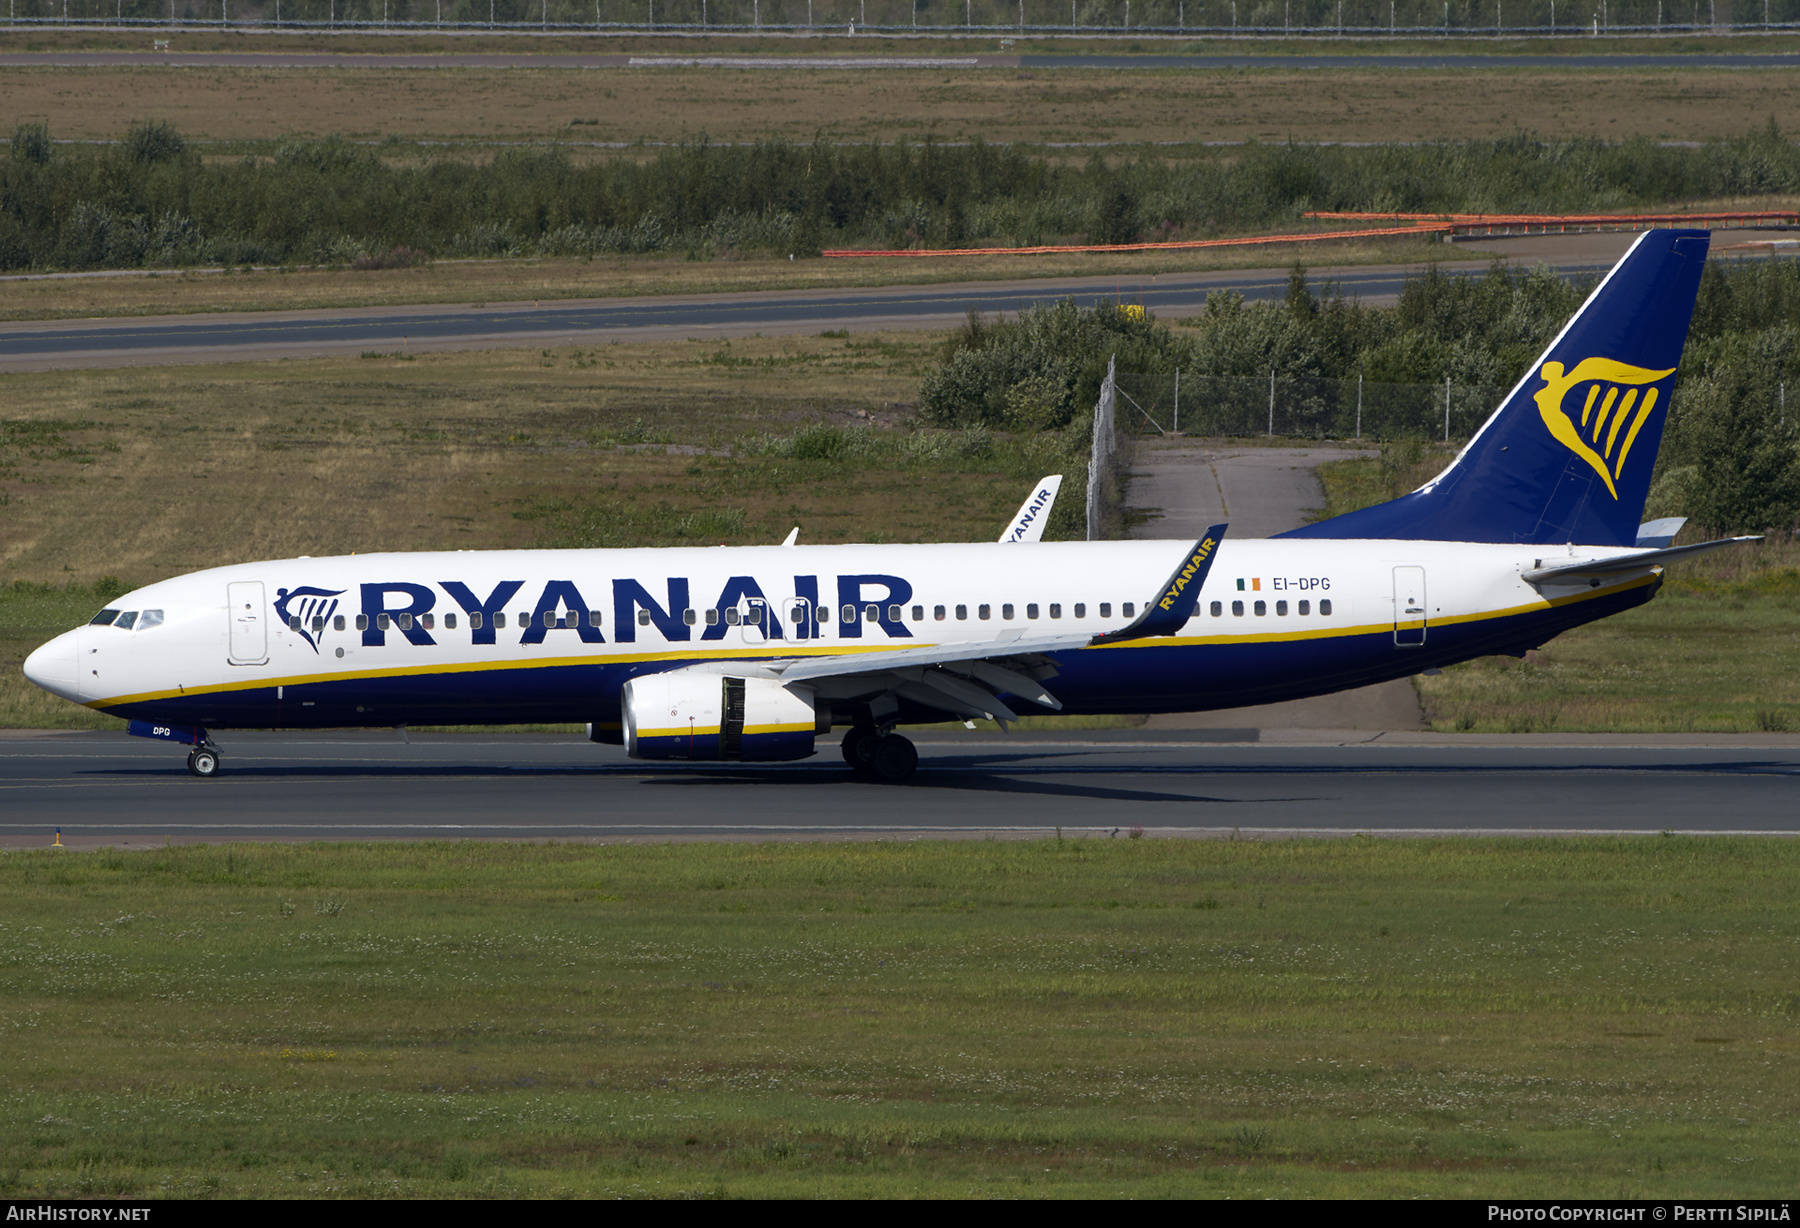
left=227, top=580, right=269, bottom=664
left=786, top=597, right=816, bottom=641
left=1392, top=566, right=1427, bottom=647
left=740, top=597, right=776, bottom=644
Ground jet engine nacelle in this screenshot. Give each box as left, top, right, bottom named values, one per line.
left=622, top=670, right=823, bottom=762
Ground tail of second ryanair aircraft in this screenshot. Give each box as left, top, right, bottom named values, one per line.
left=1283, top=228, right=1711, bottom=547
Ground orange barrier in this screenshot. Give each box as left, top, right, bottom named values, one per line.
left=1304, top=210, right=1800, bottom=235
left=821, top=211, right=1798, bottom=261
left=822, top=223, right=1451, bottom=259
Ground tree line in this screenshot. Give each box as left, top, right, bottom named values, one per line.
left=920, top=257, right=1800, bottom=534
left=6, top=121, right=1800, bottom=271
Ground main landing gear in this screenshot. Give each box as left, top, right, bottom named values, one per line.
left=186, top=746, right=221, bottom=778
left=841, top=726, right=919, bottom=783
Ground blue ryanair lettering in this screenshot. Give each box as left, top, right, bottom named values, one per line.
left=834, top=574, right=914, bottom=639
left=360, top=582, right=437, bottom=647
left=702, top=575, right=774, bottom=641
left=521, top=580, right=605, bottom=645
left=441, top=580, right=524, bottom=645
left=614, top=577, right=691, bottom=643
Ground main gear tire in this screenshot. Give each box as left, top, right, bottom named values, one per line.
left=870, top=733, right=919, bottom=783
left=841, top=727, right=880, bottom=773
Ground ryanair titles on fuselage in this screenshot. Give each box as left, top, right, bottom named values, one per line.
left=278, top=571, right=930, bottom=653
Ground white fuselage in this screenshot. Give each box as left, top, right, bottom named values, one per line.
left=25, top=537, right=1659, bottom=731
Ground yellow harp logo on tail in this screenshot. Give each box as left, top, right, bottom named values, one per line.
left=1532, top=357, right=1674, bottom=499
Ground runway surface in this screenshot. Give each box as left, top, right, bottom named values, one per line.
left=0, top=256, right=1615, bottom=372
left=5, top=730, right=1797, bottom=843
left=1, top=51, right=1795, bottom=70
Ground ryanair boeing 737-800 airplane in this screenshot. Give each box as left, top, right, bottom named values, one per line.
left=23, top=229, right=1754, bottom=781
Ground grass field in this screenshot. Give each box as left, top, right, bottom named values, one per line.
left=0, top=837, right=1793, bottom=1198
left=0, top=234, right=1458, bottom=323
left=5, top=62, right=1799, bottom=146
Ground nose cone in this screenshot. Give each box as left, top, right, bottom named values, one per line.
left=22, top=630, right=81, bottom=703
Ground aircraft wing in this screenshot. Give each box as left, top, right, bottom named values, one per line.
left=769, top=631, right=1089, bottom=723
left=1521, top=536, right=1760, bottom=584
left=772, top=630, right=1093, bottom=684
left=766, top=527, right=1227, bottom=725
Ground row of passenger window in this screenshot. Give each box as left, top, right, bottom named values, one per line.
left=287, top=611, right=582, bottom=632
left=1211, top=598, right=1333, bottom=617
left=290, top=602, right=1149, bottom=632
left=287, top=596, right=1335, bottom=635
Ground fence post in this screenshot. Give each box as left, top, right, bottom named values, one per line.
left=1088, top=355, right=1117, bottom=542
left=1356, top=373, right=1362, bottom=441
left=1444, top=376, right=1451, bottom=441
left=1173, top=368, right=1180, bottom=434
left=1268, top=369, right=1275, bottom=437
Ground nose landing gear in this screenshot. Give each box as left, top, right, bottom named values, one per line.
left=126, top=721, right=222, bottom=778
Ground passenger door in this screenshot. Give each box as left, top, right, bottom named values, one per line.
left=1392, top=566, right=1427, bottom=647
left=227, top=580, right=269, bottom=665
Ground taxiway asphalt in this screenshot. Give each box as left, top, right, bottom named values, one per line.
left=0, top=256, right=1616, bottom=372
left=4, top=730, right=1793, bottom=844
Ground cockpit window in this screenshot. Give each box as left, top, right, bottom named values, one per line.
left=137, top=609, right=164, bottom=630
left=114, top=611, right=138, bottom=630
left=90, top=609, right=120, bottom=626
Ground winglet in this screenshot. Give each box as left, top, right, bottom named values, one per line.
left=1090, top=524, right=1226, bottom=646
left=781, top=527, right=800, bottom=547
left=998, top=475, right=1063, bottom=543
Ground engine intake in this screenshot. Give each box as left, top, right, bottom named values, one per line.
left=622, top=670, right=821, bottom=762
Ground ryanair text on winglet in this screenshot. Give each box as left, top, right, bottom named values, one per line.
left=1157, top=536, right=1217, bottom=612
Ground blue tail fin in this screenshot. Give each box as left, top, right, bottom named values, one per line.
left=1283, top=228, right=1711, bottom=546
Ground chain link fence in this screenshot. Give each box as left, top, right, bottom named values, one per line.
left=5, top=0, right=1791, bottom=31
left=1114, top=372, right=1510, bottom=443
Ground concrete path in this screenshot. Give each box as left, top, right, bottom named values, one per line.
left=1125, top=436, right=1428, bottom=732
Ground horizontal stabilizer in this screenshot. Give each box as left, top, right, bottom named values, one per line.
left=1090, top=525, right=1226, bottom=645
left=1635, top=517, right=1687, bottom=548
left=1521, top=536, right=1760, bottom=584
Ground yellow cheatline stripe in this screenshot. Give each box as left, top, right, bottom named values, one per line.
left=87, top=640, right=890, bottom=710
left=636, top=722, right=812, bottom=739
left=86, top=573, right=1655, bottom=710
